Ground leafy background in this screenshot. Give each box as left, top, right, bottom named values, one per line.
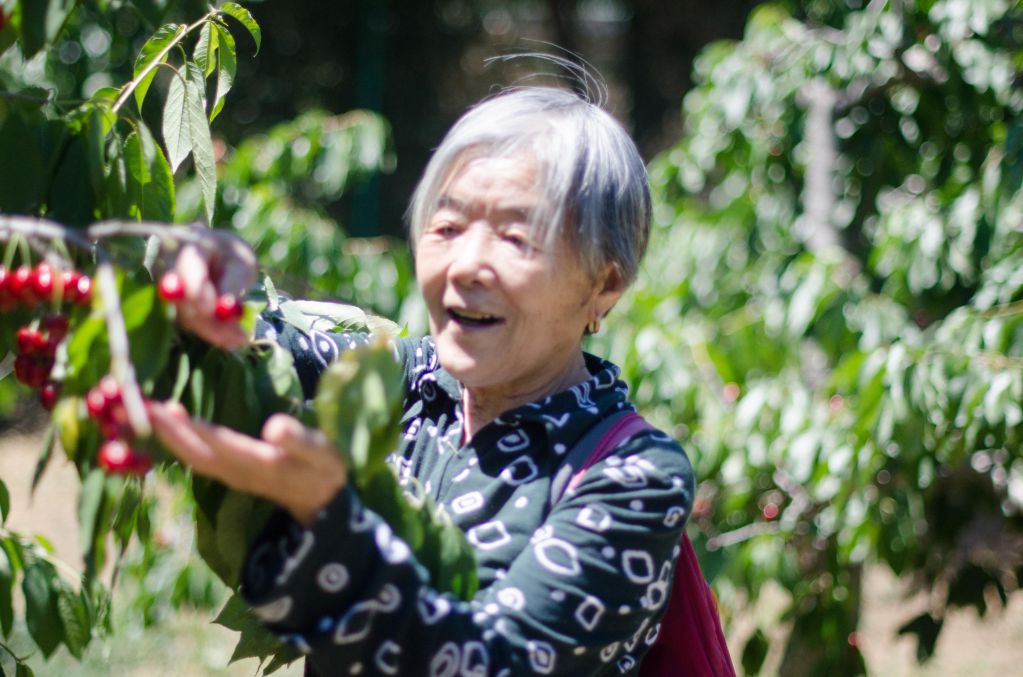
left=1, top=0, right=1022, bottom=674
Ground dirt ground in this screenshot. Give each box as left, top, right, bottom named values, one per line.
left=1, top=429, right=1021, bottom=675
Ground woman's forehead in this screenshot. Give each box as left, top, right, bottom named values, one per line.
left=437, top=155, right=542, bottom=209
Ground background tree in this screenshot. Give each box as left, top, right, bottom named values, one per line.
left=593, top=0, right=1023, bottom=673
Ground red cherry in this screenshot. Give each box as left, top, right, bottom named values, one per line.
left=32, top=331, right=51, bottom=356
left=44, top=314, right=70, bottom=342
left=97, top=439, right=131, bottom=473
left=16, top=327, right=38, bottom=355
left=25, top=362, right=49, bottom=389
left=157, top=272, right=186, bottom=302
left=9, top=266, right=35, bottom=305
left=31, top=264, right=54, bottom=300
left=39, top=382, right=60, bottom=410
left=214, top=294, right=243, bottom=321
left=73, top=275, right=92, bottom=305
left=97, top=440, right=151, bottom=476
left=97, top=375, right=121, bottom=404
left=762, top=503, right=780, bottom=521
left=60, top=270, right=81, bottom=300
left=13, top=354, right=33, bottom=384
left=85, top=388, right=108, bottom=420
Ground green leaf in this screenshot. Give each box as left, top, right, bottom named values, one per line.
left=64, top=313, right=108, bottom=392
left=16, top=662, right=35, bottom=677
left=214, top=594, right=300, bottom=668
left=209, top=23, right=236, bottom=122
left=0, top=480, right=9, bottom=526
left=132, top=23, right=180, bottom=112
left=161, top=65, right=191, bottom=173
left=30, top=426, right=56, bottom=495
left=193, top=21, right=218, bottom=77
left=112, top=481, right=142, bottom=548
left=742, top=627, right=769, bottom=675
left=56, top=584, right=90, bottom=659
left=185, top=61, right=216, bottom=222
left=126, top=122, right=175, bottom=222
left=0, top=543, right=14, bottom=637
left=77, top=470, right=108, bottom=578
left=252, top=342, right=301, bottom=401
left=22, top=561, right=62, bottom=657
left=169, top=351, right=191, bottom=402
left=219, top=2, right=260, bottom=54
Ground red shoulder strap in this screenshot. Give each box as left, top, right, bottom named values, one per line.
left=566, top=412, right=651, bottom=493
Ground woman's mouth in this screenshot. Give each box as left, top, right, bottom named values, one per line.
left=447, top=308, right=503, bottom=327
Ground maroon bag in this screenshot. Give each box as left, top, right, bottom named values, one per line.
left=555, top=412, right=736, bottom=677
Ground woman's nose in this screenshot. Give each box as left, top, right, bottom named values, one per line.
left=447, top=224, right=497, bottom=287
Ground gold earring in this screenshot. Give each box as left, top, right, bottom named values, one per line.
left=586, top=317, right=601, bottom=335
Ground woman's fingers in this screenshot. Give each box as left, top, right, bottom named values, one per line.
left=149, top=403, right=346, bottom=526
left=167, top=230, right=257, bottom=349
left=148, top=400, right=218, bottom=469
left=262, top=414, right=335, bottom=464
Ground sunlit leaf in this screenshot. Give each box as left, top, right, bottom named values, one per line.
left=132, top=23, right=181, bottom=112
left=193, top=21, right=218, bottom=77
left=162, top=65, right=191, bottom=173
left=185, top=61, right=216, bottom=223
left=209, top=23, right=236, bottom=122
left=219, top=2, right=261, bottom=54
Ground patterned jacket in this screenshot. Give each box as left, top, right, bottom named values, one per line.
left=241, top=317, right=695, bottom=676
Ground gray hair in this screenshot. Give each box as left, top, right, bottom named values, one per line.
left=407, top=87, right=651, bottom=286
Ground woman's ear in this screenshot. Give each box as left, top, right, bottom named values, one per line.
left=593, top=262, right=626, bottom=319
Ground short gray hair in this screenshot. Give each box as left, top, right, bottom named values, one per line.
left=407, top=87, right=651, bottom=286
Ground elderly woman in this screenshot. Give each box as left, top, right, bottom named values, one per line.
left=150, top=86, right=695, bottom=676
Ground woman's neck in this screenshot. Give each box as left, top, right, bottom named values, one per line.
left=460, top=350, right=591, bottom=441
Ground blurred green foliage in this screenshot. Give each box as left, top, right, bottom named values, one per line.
left=590, top=1, right=1023, bottom=673
left=5, top=0, right=1023, bottom=674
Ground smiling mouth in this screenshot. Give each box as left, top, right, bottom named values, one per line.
left=447, top=308, right=503, bottom=327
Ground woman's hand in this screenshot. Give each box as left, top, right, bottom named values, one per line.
left=148, top=401, right=347, bottom=527
left=168, top=228, right=258, bottom=349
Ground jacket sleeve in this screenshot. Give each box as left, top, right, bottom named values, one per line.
left=239, top=433, right=694, bottom=676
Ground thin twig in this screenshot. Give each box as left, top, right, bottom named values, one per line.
left=94, top=260, right=151, bottom=438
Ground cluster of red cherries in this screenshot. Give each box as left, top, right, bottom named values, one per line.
left=3, top=264, right=93, bottom=410
left=4, top=263, right=246, bottom=476
left=85, top=375, right=154, bottom=476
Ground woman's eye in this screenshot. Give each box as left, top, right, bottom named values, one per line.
left=503, top=232, right=532, bottom=249
left=430, top=222, right=460, bottom=237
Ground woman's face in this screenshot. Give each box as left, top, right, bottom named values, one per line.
left=415, top=155, right=618, bottom=397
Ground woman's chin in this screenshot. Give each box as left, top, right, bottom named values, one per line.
left=434, top=342, right=500, bottom=388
